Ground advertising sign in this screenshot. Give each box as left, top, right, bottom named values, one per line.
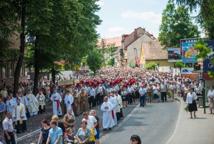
left=181, top=67, right=194, bottom=74
left=203, top=40, right=214, bottom=72
left=167, top=48, right=182, bottom=62
left=181, top=39, right=198, bottom=63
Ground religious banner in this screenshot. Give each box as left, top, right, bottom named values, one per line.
left=181, top=39, right=198, bottom=64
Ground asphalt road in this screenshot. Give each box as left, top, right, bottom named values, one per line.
left=101, top=101, right=180, bottom=144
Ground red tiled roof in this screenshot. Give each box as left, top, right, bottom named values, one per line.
left=97, top=37, right=122, bottom=48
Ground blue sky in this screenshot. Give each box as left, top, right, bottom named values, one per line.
left=96, top=0, right=169, bottom=38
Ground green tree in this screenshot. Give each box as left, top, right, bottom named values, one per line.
left=24, top=0, right=101, bottom=93
left=159, top=0, right=199, bottom=47
left=176, top=0, right=214, bottom=39
left=145, top=62, right=157, bottom=70
left=194, top=41, right=214, bottom=77
left=87, top=49, right=103, bottom=74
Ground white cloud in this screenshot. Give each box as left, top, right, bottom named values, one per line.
left=104, top=26, right=125, bottom=37
left=121, top=10, right=161, bottom=24
left=97, top=0, right=104, bottom=7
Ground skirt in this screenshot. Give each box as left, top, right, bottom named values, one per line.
left=209, top=98, right=214, bottom=109
left=188, top=100, right=197, bottom=112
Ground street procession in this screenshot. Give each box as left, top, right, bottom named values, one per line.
left=1, top=0, right=214, bottom=144
left=0, top=67, right=209, bottom=144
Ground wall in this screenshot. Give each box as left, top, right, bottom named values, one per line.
left=145, top=59, right=174, bottom=67
left=126, top=34, right=152, bottom=66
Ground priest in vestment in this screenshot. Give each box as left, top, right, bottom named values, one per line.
left=51, top=90, right=62, bottom=116
left=101, top=96, right=114, bottom=130
left=64, top=91, right=74, bottom=116
left=13, top=98, right=27, bottom=133
left=108, top=93, right=118, bottom=127
left=25, top=91, right=39, bottom=116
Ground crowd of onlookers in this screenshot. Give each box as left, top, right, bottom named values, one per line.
left=0, top=67, right=214, bottom=144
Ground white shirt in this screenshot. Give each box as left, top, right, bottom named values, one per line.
left=186, top=92, right=197, bottom=104
left=2, top=117, right=14, bottom=132
left=207, top=89, right=214, bottom=98
left=86, top=115, right=97, bottom=129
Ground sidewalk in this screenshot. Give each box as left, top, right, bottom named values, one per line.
left=167, top=97, right=214, bottom=144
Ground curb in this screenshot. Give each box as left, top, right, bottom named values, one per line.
left=165, top=97, right=183, bottom=144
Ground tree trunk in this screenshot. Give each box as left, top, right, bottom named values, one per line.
left=51, top=67, right=56, bottom=85
left=33, top=38, right=40, bottom=95
left=13, top=0, right=26, bottom=96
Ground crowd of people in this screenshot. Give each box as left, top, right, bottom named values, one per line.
left=0, top=67, right=214, bottom=144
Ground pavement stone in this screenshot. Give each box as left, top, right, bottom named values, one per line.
left=167, top=97, right=214, bottom=144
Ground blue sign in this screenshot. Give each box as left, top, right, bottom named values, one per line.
left=203, top=40, right=214, bottom=72
left=181, top=39, right=198, bottom=63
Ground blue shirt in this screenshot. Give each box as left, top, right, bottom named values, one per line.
left=49, top=126, right=63, bottom=144
left=0, top=102, right=6, bottom=113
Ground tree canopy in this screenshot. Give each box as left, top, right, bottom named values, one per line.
left=0, top=0, right=101, bottom=93
left=159, top=0, right=199, bottom=47
left=176, top=0, right=214, bottom=39
left=87, top=49, right=103, bottom=74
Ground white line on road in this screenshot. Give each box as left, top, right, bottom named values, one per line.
left=165, top=97, right=182, bottom=144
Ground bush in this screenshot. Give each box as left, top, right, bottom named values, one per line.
left=145, top=62, right=157, bottom=70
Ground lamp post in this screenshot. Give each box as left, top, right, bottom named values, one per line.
left=200, top=76, right=206, bottom=114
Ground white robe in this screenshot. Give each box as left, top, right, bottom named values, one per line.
left=64, top=94, right=74, bottom=118
left=108, top=96, right=118, bottom=126
left=51, top=92, right=62, bottom=116
left=36, top=94, right=46, bottom=108
left=13, top=103, right=27, bottom=122
left=101, top=102, right=114, bottom=129
left=25, top=94, right=39, bottom=116
left=116, top=94, right=123, bottom=113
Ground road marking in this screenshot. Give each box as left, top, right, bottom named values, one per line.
left=165, top=97, right=182, bottom=144
left=100, top=104, right=140, bottom=143
left=16, top=129, right=41, bottom=142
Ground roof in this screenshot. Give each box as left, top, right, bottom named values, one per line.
left=97, top=36, right=122, bottom=48
left=123, top=27, right=156, bottom=50
left=143, top=40, right=168, bottom=60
